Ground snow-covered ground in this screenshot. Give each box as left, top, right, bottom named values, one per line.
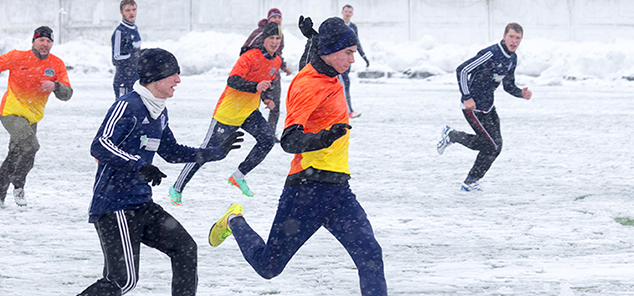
left=1, top=29, right=634, bottom=295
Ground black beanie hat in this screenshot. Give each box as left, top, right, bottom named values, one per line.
left=262, top=22, right=282, bottom=39
left=318, top=17, right=358, bottom=56
left=137, top=48, right=181, bottom=84
left=33, top=26, right=54, bottom=42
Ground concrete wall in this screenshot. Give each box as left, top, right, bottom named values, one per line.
left=1, top=0, right=633, bottom=45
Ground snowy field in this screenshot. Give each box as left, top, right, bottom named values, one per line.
left=1, top=68, right=634, bottom=295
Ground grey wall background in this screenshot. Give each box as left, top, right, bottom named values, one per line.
left=1, top=0, right=633, bottom=45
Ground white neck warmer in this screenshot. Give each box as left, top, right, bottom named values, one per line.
left=133, top=81, right=166, bottom=120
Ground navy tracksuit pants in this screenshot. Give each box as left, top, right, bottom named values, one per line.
left=230, top=182, right=387, bottom=296
left=173, top=109, right=274, bottom=193
left=78, top=202, right=197, bottom=296
left=113, top=69, right=137, bottom=99
left=449, top=107, right=503, bottom=181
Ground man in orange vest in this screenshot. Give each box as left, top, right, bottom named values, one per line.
left=209, top=17, right=387, bottom=296
left=170, top=22, right=282, bottom=203
left=0, top=26, right=73, bottom=207
left=241, top=8, right=293, bottom=142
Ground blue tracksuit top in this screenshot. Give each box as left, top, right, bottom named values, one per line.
left=88, top=92, right=200, bottom=223
left=456, top=41, right=523, bottom=113
left=112, top=20, right=141, bottom=85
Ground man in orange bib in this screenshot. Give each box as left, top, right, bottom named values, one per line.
left=170, top=22, right=282, bottom=203
left=209, top=17, right=387, bottom=296
left=0, top=26, right=73, bottom=207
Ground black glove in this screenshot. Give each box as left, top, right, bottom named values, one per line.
left=322, top=123, right=352, bottom=147
left=298, top=15, right=318, bottom=39
left=196, top=131, right=244, bottom=163
left=221, top=131, right=244, bottom=154
left=363, top=56, right=370, bottom=68
left=139, top=163, right=167, bottom=186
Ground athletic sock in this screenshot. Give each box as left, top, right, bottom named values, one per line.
left=233, top=170, right=245, bottom=180
left=227, top=214, right=243, bottom=228
left=464, top=176, right=478, bottom=184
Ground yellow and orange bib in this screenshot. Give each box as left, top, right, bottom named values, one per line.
left=284, top=63, right=351, bottom=176
left=0, top=49, right=71, bottom=124
left=213, top=49, right=281, bottom=126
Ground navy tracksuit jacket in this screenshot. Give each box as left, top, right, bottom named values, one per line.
left=111, top=20, right=141, bottom=98
left=456, top=40, right=523, bottom=113
left=88, top=92, right=214, bottom=223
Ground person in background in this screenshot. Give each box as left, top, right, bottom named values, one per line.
left=242, top=8, right=293, bottom=142
left=0, top=26, right=73, bottom=207
left=77, top=48, right=243, bottom=296
left=111, top=0, right=141, bottom=99
left=339, top=4, right=369, bottom=119
left=169, top=22, right=282, bottom=204
left=436, top=23, right=532, bottom=192
left=208, top=17, right=387, bottom=296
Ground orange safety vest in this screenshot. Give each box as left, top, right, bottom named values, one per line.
left=284, top=62, right=351, bottom=176
left=213, top=48, right=281, bottom=126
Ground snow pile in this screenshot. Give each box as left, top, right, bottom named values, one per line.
left=3, top=29, right=634, bottom=85
left=362, top=36, right=634, bottom=84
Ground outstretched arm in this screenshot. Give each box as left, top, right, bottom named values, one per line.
left=158, top=127, right=243, bottom=164
left=281, top=123, right=351, bottom=154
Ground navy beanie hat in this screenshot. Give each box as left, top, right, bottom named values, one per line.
left=318, top=17, right=358, bottom=56
left=33, top=26, right=54, bottom=42
left=262, top=22, right=282, bottom=39
left=138, top=48, right=180, bottom=84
